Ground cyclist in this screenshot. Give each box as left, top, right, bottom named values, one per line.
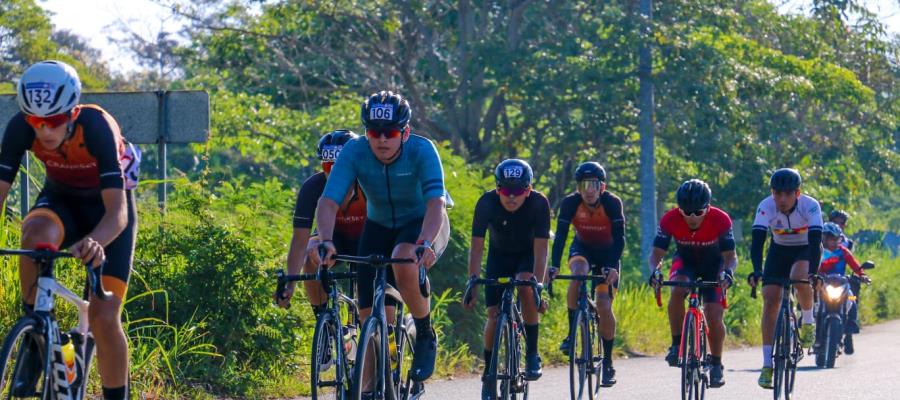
left=550, top=161, right=623, bottom=387
left=0, top=60, right=140, bottom=400
left=276, top=129, right=365, bottom=311
left=647, top=179, right=736, bottom=388
left=463, top=159, right=550, bottom=400
left=748, top=168, right=823, bottom=389
left=317, top=91, right=451, bottom=388
left=818, top=222, right=870, bottom=354
left=828, top=210, right=853, bottom=250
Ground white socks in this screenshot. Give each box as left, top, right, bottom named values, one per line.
left=801, top=309, right=814, bottom=325
left=763, top=345, right=773, bottom=368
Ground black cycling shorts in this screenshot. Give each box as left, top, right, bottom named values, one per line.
left=355, top=211, right=449, bottom=310
left=484, top=250, right=534, bottom=307
left=762, top=243, right=809, bottom=287
left=24, top=187, right=136, bottom=300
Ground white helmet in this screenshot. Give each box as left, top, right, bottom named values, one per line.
left=16, top=60, right=82, bottom=117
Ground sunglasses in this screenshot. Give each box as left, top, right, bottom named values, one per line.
left=577, top=180, right=602, bottom=191
left=678, top=207, right=709, bottom=218
left=322, top=161, right=334, bottom=174
left=497, top=186, right=528, bottom=197
left=366, top=127, right=404, bottom=139
left=25, top=113, right=70, bottom=129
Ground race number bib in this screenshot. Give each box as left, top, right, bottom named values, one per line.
left=24, top=82, right=55, bottom=107
left=121, top=142, right=142, bottom=190
left=369, top=105, right=394, bottom=121
left=320, top=145, right=342, bottom=162
left=503, top=166, right=524, bottom=179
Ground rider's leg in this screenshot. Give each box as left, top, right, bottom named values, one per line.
left=791, top=260, right=814, bottom=324
left=20, top=213, right=64, bottom=304
left=517, top=271, right=540, bottom=351
left=667, top=275, right=690, bottom=348
left=761, top=284, right=783, bottom=367
left=301, top=238, right=327, bottom=308
left=704, top=302, right=726, bottom=358
left=566, top=257, right=590, bottom=332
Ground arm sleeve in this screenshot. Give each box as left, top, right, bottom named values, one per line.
left=418, top=139, right=445, bottom=200
left=292, top=173, right=325, bottom=229
left=471, top=194, right=491, bottom=238
left=607, top=195, right=626, bottom=262
left=322, top=140, right=357, bottom=203
left=0, top=114, right=32, bottom=184
left=533, top=194, right=552, bottom=239
left=843, top=247, right=864, bottom=276
left=81, top=109, right=125, bottom=189
left=807, top=230, right=822, bottom=275
left=751, top=228, right=768, bottom=273
left=718, top=212, right=736, bottom=252
left=652, top=212, right=673, bottom=250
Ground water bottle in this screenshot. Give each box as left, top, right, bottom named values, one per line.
left=388, top=325, right=398, bottom=371
left=343, top=324, right=357, bottom=362
left=60, top=335, right=77, bottom=385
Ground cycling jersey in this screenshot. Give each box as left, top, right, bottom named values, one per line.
left=819, top=245, right=864, bottom=276
left=551, top=191, right=625, bottom=269
left=752, top=195, right=823, bottom=246
left=653, top=206, right=736, bottom=270
left=322, top=134, right=444, bottom=228
left=293, top=172, right=366, bottom=241
left=0, top=105, right=138, bottom=191
left=472, top=190, right=551, bottom=255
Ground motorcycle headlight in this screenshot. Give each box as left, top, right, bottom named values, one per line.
left=825, top=285, right=845, bottom=301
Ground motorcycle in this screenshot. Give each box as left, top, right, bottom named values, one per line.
left=812, top=261, right=874, bottom=368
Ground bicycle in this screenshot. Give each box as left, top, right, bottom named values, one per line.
left=275, top=264, right=359, bottom=399
left=331, top=253, right=428, bottom=400
left=0, top=243, right=109, bottom=399
left=654, top=279, right=722, bottom=400
left=463, top=276, right=542, bottom=400
left=751, top=279, right=806, bottom=400
left=548, top=272, right=611, bottom=400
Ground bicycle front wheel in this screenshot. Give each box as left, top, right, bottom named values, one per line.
left=351, top=318, right=389, bottom=400
left=76, top=336, right=98, bottom=400
left=772, top=308, right=788, bottom=400
left=0, top=317, right=48, bottom=399
left=488, top=314, right=514, bottom=400
left=680, top=312, right=698, bottom=400
left=568, top=310, right=595, bottom=400
left=312, top=312, right=345, bottom=400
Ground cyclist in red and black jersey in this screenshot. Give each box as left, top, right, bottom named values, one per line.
left=0, top=61, right=140, bottom=400
left=648, top=179, right=736, bottom=388
left=275, top=130, right=367, bottom=313
left=550, top=162, right=624, bottom=386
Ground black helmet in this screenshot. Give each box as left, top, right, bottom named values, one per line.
left=770, top=168, right=802, bottom=192
left=676, top=179, right=712, bottom=212
left=361, top=90, right=412, bottom=130
left=829, top=210, right=849, bottom=222
left=494, top=159, right=533, bottom=188
left=574, top=162, right=606, bottom=182
left=316, top=129, right=359, bottom=162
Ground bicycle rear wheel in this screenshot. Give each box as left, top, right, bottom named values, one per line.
left=0, top=317, right=49, bottom=399
left=680, top=313, right=698, bottom=400
left=568, top=310, right=595, bottom=400
left=312, top=312, right=345, bottom=400
left=351, top=318, right=388, bottom=400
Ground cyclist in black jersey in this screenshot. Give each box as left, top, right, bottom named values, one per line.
left=463, top=159, right=550, bottom=400
left=550, top=162, right=624, bottom=387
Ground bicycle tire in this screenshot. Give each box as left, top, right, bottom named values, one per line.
left=772, top=307, right=787, bottom=400
left=680, top=312, right=697, bottom=400
left=784, top=312, right=800, bottom=399
left=351, top=318, right=388, bottom=400
left=75, top=335, right=97, bottom=400
left=488, top=314, right=513, bottom=400
left=568, top=310, right=595, bottom=400
left=312, top=312, right=345, bottom=400
left=0, top=317, right=51, bottom=399
left=514, top=319, right=526, bottom=400
left=394, top=315, right=416, bottom=400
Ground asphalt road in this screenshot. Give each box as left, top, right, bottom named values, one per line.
left=424, top=318, right=900, bottom=399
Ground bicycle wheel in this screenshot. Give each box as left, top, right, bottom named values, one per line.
left=568, top=311, right=595, bottom=400
left=772, top=309, right=787, bottom=400
left=680, top=312, right=697, bottom=400
left=312, top=313, right=345, bottom=400
left=514, top=321, right=526, bottom=400
left=697, top=321, right=707, bottom=400
left=488, top=314, right=513, bottom=400
left=351, top=318, right=388, bottom=400
left=784, top=313, right=800, bottom=400
left=394, top=315, right=417, bottom=400
left=0, top=317, right=50, bottom=399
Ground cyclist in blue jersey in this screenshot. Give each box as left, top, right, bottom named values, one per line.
left=317, top=91, right=450, bottom=388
